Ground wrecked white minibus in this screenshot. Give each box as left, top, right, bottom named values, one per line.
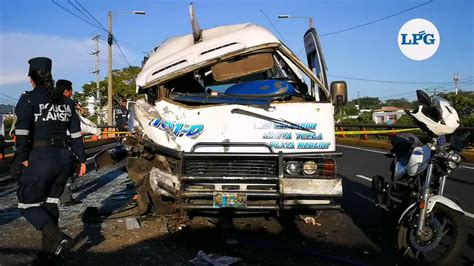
left=125, top=10, right=348, bottom=216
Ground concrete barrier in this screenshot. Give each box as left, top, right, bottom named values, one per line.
left=336, top=138, right=474, bottom=163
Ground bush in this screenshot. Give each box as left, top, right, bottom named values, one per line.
left=395, top=114, right=416, bottom=126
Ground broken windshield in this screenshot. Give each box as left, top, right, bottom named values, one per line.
left=162, top=51, right=310, bottom=103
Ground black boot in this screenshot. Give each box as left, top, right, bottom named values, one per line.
left=41, top=223, right=72, bottom=256
left=32, top=251, right=60, bottom=266
left=42, top=231, right=55, bottom=253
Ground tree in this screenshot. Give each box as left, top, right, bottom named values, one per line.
left=382, top=98, right=416, bottom=109
left=358, top=97, right=381, bottom=109
left=343, top=102, right=359, bottom=116
left=395, top=114, right=415, bottom=126
left=341, top=112, right=375, bottom=125
left=75, top=66, right=141, bottom=107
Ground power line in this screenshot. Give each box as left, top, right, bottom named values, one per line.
left=113, top=37, right=132, bottom=67
left=328, top=74, right=453, bottom=84
left=320, top=0, right=433, bottom=37
left=374, top=78, right=474, bottom=100
left=73, top=0, right=107, bottom=31
left=67, top=0, right=100, bottom=28
left=0, top=98, right=16, bottom=105
left=52, top=0, right=132, bottom=68
left=51, top=0, right=106, bottom=32
left=378, top=80, right=474, bottom=100
left=260, top=9, right=288, bottom=44
left=0, top=93, right=18, bottom=101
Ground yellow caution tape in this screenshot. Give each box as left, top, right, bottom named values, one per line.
left=335, top=128, right=420, bottom=135
left=105, top=131, right=131, bottom=135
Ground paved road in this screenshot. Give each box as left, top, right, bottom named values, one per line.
left=1, top=144, right=472, bottom=265
left=335, top=144, right=474, bottom=265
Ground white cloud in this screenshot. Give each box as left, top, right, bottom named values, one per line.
left=0, top=32, right=140, bottom=98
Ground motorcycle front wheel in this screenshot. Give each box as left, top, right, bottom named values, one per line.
left=397, top=204, right=465, bottom=265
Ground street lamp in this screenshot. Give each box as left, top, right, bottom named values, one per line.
left=277, top=14, right=313, bottom=29
left=107, top=10, right=146, bottom=126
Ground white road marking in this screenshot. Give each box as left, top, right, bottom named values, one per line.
left=355, top=191, right=375, bottom=204
left=337, top=144, right=387, bottom=154
left=338, top=144, right=474, bottom=171
left=355, top=175, right=474, bottom=219
left=356, top=174, right=372, bottom=182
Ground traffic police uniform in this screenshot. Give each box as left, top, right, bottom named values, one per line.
left=56, top=79, right=80, bottom=204
left=114, top=102, right=128, bottom=131
left=15, top=57, right=86, bottom=255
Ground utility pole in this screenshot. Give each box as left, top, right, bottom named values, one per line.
left=91, top=35, right=101, bottom=124
left=107, top=11, right=113, bottom=126
left=453, top=74, right=459, bottom=95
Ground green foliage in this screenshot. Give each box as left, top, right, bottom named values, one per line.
left=3, top=117, right=14, bottom=132
left=341, top=112, right=375, bottom=125
left=340, top=118, right=359, bottom=125
left=440, top=91, right=474, bottom=127
left=358, top=97, right=381, bottom=109
left=395, top=114, right=416, bottom=126
left=75, top=66, right=141, bottom=107
left=382, top=98, right=417, bottom=109
left=358, top=112, right=375, bottom=124
left=343, top=102, right=359, bottom=116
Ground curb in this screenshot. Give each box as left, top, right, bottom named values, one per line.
left=336, top=138, right=474, bottom=163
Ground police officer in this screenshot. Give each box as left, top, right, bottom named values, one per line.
left=56, top=79, right=80, bottom=205
left=57, top=79, right=100, bottom=205
left=114, top=98, right=129, bottom=131
left=15, top=57, right=86, bottom=260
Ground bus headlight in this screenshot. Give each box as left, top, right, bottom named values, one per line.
left=285, top=161, right=300, bottom=175
left=303, top=161, right=318, bottom=175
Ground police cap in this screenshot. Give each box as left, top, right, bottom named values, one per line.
left=56, top=79, right=73, bottom=92
left=28, top=57, right=52, bottom=75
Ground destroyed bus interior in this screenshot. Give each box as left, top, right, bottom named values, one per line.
left=140, top=50, right=329, bottom=107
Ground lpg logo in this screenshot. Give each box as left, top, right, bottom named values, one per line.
left=398, top=18, right=440, bottom=61
left=401, top=30, right=435, bottom=45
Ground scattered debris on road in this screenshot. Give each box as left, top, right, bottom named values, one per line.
left=125, top=217, right=140, bottom=230
left=189, top=250, right=241, bottom=266
left=303, top=216, right=321, bottom=226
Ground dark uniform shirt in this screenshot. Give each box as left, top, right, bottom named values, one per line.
left=115, top=105, right=128, bottom=131
left=14, top=86, right=86, bottom=163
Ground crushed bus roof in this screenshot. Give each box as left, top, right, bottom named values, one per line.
left=136, top=23, right=280, bottom=89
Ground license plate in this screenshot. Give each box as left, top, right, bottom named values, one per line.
left=213, top=192, right=247, bottom=208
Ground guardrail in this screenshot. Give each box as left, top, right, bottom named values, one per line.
left=335, top=124, right=474, bottom=162
left=0, top=128, right=130, bottom=160
left=335, top=124, right=473, bottom=142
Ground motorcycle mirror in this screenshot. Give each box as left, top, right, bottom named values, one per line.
left=416, top=90, right=431, bottom=106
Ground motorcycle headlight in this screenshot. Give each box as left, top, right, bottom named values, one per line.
left=449, top=153, right=462, bottom=163
left=303, top=161, right=318, bottom=175
left=285, top=161, right=300, bottom=175
left=447, top=161, right=458, bottom=169
left=447, top=153, right=461, bottom=169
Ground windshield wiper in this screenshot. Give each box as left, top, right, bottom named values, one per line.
left=231, top=108, right=315, bottom=133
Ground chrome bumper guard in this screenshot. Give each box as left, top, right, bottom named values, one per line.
left=179, top=147, right=343, bottom=214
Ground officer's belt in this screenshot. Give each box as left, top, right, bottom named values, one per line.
left=33, top=139, right=68, bottom=148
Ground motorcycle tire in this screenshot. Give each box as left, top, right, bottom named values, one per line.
left=371, top=175, right=386, bottom=206
left=397, top=204, right=465, bottom=265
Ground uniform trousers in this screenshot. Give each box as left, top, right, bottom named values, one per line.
left=17, top=147, right=74, bottom=229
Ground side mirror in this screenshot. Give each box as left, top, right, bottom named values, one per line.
left=330, top=81, right=347, bottom=106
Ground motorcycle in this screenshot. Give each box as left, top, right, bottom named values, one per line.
left=372, top=90, right=470, bottom=264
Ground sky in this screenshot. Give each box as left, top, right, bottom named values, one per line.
left=0, top=0, right=473, bottom=106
